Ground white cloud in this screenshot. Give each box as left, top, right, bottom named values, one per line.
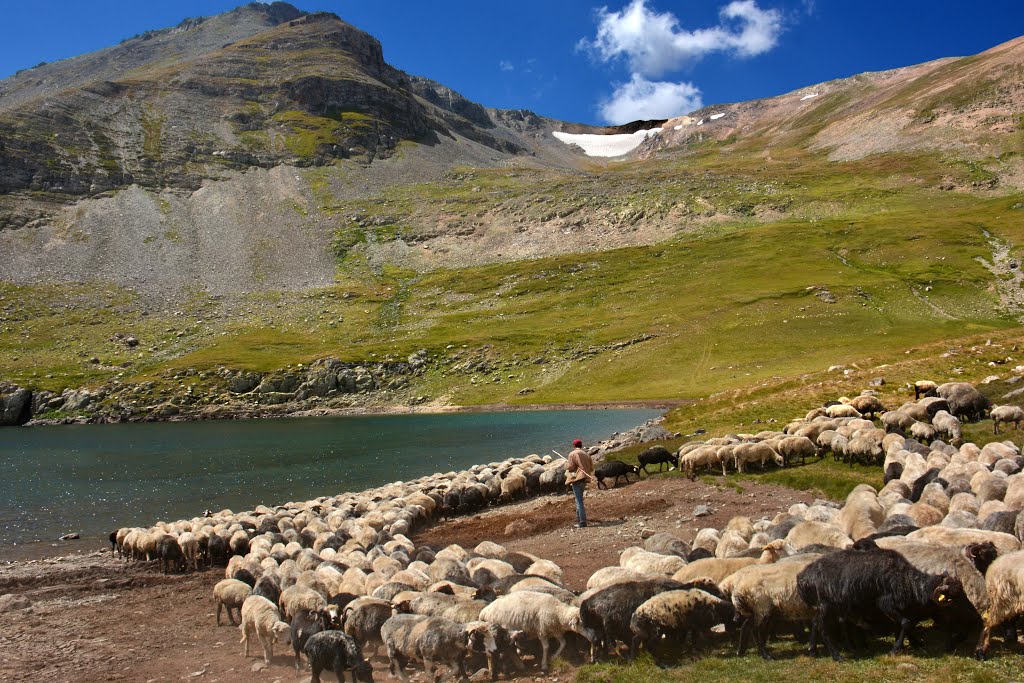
left=499, top=60, right=514, bottom=72
left=600, top=74, right=702, bottom=124
left=583, top=0, right=783, bottom=77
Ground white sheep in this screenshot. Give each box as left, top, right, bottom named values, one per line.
left=733, top=442, right=783, bottom=473
left=213, top=578, right=252, bottom=626
left=620, top=547, right=687, bottom=576
left=835, top=486, right=884, bottom=541
left=177, top=531, right=200, bottom=572
left=976, top=549, right=1024, bottom=658
left=478, top=591, right=590, bottom=671
left=279, top=585, right=327, bottom=621
left=672, top=540, right=790, bottom=585
left=585, top=567, right=651, bottom=592
left=991, top=405, right=1024, bottom=434
left=909, top=421, right=938, bottom=444
left=680, top=445, right=724, bottom=478
left=907, top=526, right=1021, bottom=556
left=526, top=559, right=564, bottom=584
left=932, top=410, right=963, bottom=445
left=826, top=404, right=861, bottom=419
left=727, top=553, right=821, bottom=659
left=239, top=595, right=291, bottom=664
left=776, top=436, right=818, bottom=465
left=785, top=521, right=854, bottom=550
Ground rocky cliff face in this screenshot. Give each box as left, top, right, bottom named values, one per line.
left=0, top=5, right=584, bottom=235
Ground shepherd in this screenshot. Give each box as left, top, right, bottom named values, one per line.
left=565, top=439, right=595, bottom=529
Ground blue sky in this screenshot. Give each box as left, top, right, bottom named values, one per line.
left=1, top=1, right=1022, bottom=125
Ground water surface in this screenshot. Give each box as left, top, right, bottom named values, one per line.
left=1, top=409, right=660, bottom=555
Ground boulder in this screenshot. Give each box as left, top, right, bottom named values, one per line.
left=256, top=373, right=300, bottom=394
left=227, top=372, right=261, bottom=394
left=0, top=383, right=31, bottom=426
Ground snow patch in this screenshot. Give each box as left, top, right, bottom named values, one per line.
left=697, top=119, right=705, bottom=126
left=800, top=93, right=819, bottom=101
left=709, top=113, right=725, bottom=120
left=552, top=127, right=662, bottom=157
left=673, top=124, right=683, bottom=130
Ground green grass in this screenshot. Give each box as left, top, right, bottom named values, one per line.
left=576, top=648, right=1024, bottom=683
left=718, top=457, right=881, bottom=501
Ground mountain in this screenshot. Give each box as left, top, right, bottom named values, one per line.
left=0, top=3, right=602, bottom=295
left=0, top=5, right=1022, bottom=422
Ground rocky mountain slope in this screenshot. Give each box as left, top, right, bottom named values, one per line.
left=0, top=3, right=597, bottom=296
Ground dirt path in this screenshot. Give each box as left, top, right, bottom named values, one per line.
left=0, top=478, right=810, bottom=682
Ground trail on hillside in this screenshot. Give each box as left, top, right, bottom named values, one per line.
left=976, top=228, right=1024, bottom=322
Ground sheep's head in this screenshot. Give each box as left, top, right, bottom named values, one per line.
left=353, top=659, right=374, bottom=683
left=465, top=621, right=497, bottom=653
left=931, top=573, right=965, bottom=609
left=964, top=542, right=998, bottom=574
left=759, top=540, right=789, bottom=563
left=271, top=620, right=292, bottom=644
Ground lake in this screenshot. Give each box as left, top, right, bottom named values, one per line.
left=0, top=408, right=661, bottom=558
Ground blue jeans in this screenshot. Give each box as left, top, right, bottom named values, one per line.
left=571, top=481, right=587, bottom=526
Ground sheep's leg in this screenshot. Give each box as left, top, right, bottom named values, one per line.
left=216, top=602, right=223, bottom=626
left=891, top=617, right=913, bottom=654
left=994, top=420, right=1000, bottom=435
left=422, top=658, right=436, bottom=682
left=755, top=616, right=773, bottom=660
left=539, top=637, right=551, bottom=671
left=241, top=625, right=250, bottom=658
left=736, top=617, right=750, bottom=656
left=818, top=606, right=843, bottom=662
left=975, top=616, right=1001, bottom=660
left=262, top=633, right=273, bottom=664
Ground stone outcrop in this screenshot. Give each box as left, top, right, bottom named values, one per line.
left=0, top=382, right=31, bottom=426
left=10, top=350, right=433, bottom=426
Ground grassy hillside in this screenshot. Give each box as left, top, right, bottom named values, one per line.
left=2, top=146, right=1023, bottom=411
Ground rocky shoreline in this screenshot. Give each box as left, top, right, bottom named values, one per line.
left=2, top=338, right=673, bottom=427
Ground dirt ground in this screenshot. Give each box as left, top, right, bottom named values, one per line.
left=0, top=477, right=811, bottom=683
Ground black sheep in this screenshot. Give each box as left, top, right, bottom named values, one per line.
left=327, top=592, right=360, bottom=617
left=883, top=461, right=904, bottom=484
left=232, top=568, right=257, bottom=588
left=909, top=468, right=944, bottom=503
left=207, top=535, right=229, bottom=567
left=458, top=487, right=485, bottom=514
left=108, top=530, right=118, bottom=556
left=637, top=446, right=678, bottom=474
left=595, top=461, right=640, bottom=489
left=253, top=574, right=281, bottom=606
left=441, top=489, right=461, bottom=520
left=291, top=609, right=332, bottom=672
left=157, top=536, right=185, bottom=574
left=580, top=577, right=685, bottom=660
left=686, top=547, right=714, bottom=562
left=303, top=630, right=374, bottom=683
left=796, top=547, right=966, bottom=660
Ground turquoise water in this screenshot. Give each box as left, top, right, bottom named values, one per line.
left=0, top=409, right=659, bottom=554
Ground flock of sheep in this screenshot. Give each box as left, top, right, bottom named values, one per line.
left=107, top=379, right=1024, bottom=680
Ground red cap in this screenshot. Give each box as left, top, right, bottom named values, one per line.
left=573, top=439, right=583, bottom=448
